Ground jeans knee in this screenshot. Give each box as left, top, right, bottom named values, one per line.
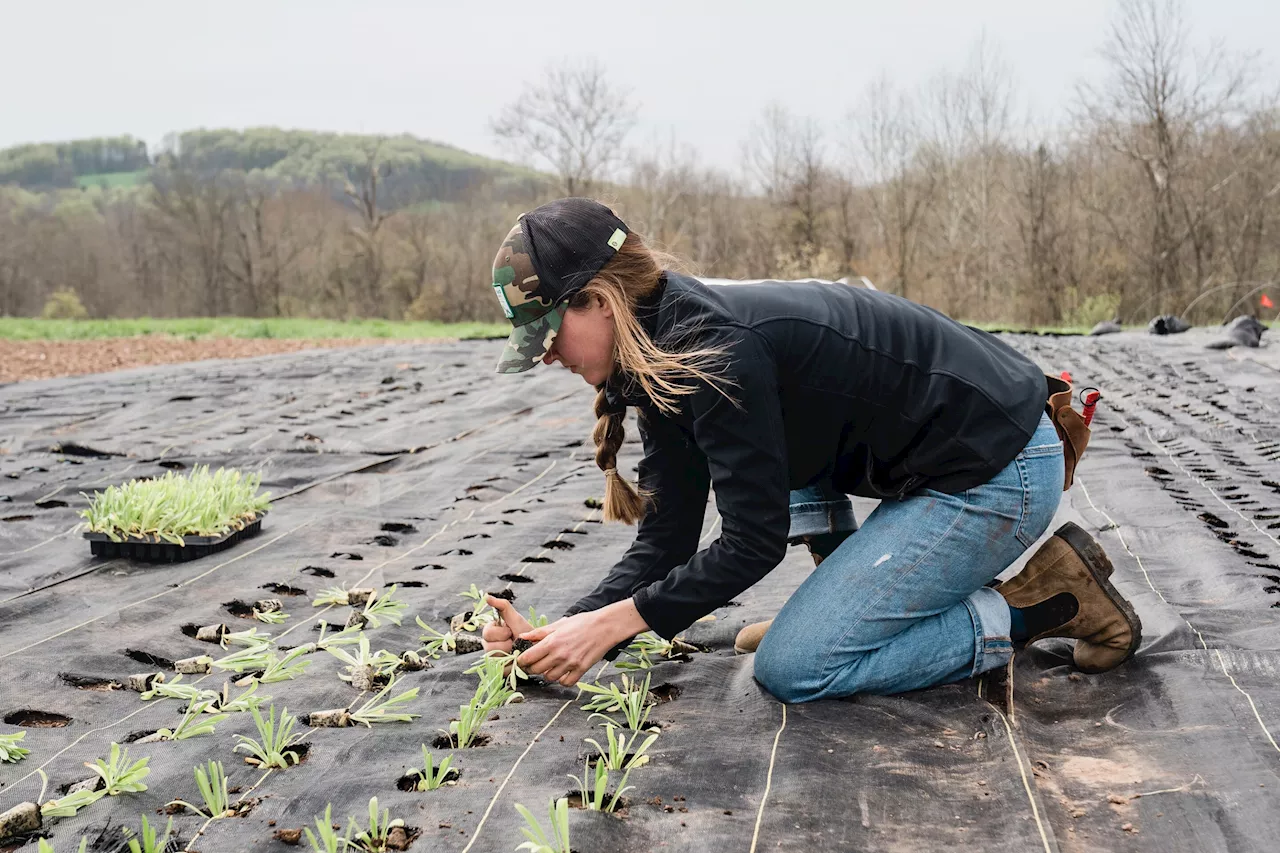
left=752, top=635, right=823, bottom=703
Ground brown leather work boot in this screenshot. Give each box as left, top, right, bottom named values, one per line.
left=734, top=542, right=829, bottom=654
left=997, top=522, right=1142, bottom=673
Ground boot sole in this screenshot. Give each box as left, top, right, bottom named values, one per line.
left=1054, top=521, right=1143, bottom=671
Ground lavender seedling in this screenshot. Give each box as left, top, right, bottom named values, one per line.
left=253, top=646, right=313, bottom=684
left=234, top=705, right=304, bottom=769
left=349, top=678, right=420, bottom=726
left=254, top=608, right=288, bottom=625
left=36, top=839, right=88, bottom=853
left=355, top=585, right=406, bottom=629
left=415, top=617, right=457, bottom=659
left=0, top=731, right=29, bottom=763
left=466, top=648, right=529, bottom=691
left=514, top=798, right=571, bottom=853
left=411, top=747, right=456, bottom=791
left=456, top=583, right=496, bottom=631
left=40, top=787, right=104, bottom=818
left=584, top=723, right=659, bottom=772
left=303, top=804, right=351, bottom=853
left=154, top=700, right=228, bottom=741
left=327, top=635, right=402, bottom=691
left=579, top=673, right=657, bottom=732
left=166, top=760, right=231, bottom=818
left=87, top=742, right=151, bottom=795
left=122, top=815, right=174, bottom=853
left=347, top=796, right=406, bottom=852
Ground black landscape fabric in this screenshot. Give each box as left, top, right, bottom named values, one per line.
left=1, top=329, right=1279, bottom=852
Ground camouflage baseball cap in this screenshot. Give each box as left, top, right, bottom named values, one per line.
left=492, top=198, right=629, bottom=374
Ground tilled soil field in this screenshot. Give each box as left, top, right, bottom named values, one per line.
left=1, top=331, right=1278, bottom=852
left=0, top=338, right=431, bottom=384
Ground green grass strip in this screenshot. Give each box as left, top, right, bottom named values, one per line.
left=0, top=317, right=509, bottom=342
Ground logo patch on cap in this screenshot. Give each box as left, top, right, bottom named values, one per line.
left=607, top=228, right=626, bottom=250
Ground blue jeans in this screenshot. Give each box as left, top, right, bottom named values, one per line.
left=754, top=413, right=1064, bottom=702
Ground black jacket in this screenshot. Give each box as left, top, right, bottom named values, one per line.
left=568, top=272, right=1048, bottom=639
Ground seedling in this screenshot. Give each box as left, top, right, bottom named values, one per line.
left=221, top=626, right=273, bottom=650
left=311, top=586, right=372, bottom=607
left=515, top=798, right=571, bottom=853
left=154, top=699, right=228, bottom=741
left=42, top=742, right=151, bottom=817
left=304, top=804, right=352, bottom=853
left=215, top=645, right=311, bottom=684
left=41, top=787, right=104, bottom=818
left=411, top=746, right=457, bottom=791
left=311, top=621, right=363, bottom=651
left=140, top=676, right=269, bottom=715
left=445, top=659, right=520, bottom=747
left=526, top=606, right=550, bottom=628
left=140, top=674, right=204, bottom=702
left=234, top=705, right=304, bottom=769
left=579, top=673, right=657, bottom=732
left=167, top=760, right=232, bottom=818
left=257, top=646, right=312, bottom=683
left=584, top=723, right=659, bottom=771
left=87, top=742, right=151, bottom=796
left=467, top=648, right=528, bottom=691
left=415, top=617, right=457, bottom=659
left=80, top=464, right=270, bottom=545
left=214, top=680, right=270, bottom=713
left=456, top=583, right=496, bottom=631
left=327, top=635, right=402, bottom=691
left=123, top=815, right=174, bottom=853
left=615, top=632, right=696, bottom=671
left=354, top=585, right=406, bottom=629
left=0, top=731, right=29, bottom=763
left=36, top=839, right=88, bottom=853
left=568, top=756, right=628, bottom=812
left=347, top=796, right=406, bottom=852
left=349, top=678, right=420, bottom=726
left=254, top=608, right=288, bottom=624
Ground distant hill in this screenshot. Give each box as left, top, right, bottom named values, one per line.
left=0, top=128, right=542, bottom=206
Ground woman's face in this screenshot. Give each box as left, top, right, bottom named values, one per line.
left=543, top=294, right=615, bottom=386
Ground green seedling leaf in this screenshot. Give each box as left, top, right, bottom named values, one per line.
left=0, top=731, right=30, bottom=763
left=234, top=705, right=304, bottom=769
left=515, top=797, right=571, bottom=853
left=167, top=759, right=230, bottom=818
left=414, top=746, right=456, bottom=791
left=303, top=804, right=351, bottom=853
left=80, top=464, right=269, bottom=544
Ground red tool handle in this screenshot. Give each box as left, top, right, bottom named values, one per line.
left=1082, top=389, right=1101, bottom=427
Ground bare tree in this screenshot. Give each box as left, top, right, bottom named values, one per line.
left=340, top=139, right=393, bottom=318
left=492, top=58, right=637, bottom=196
left=1078, top=0, right=1253, bottom=307
left=852, top=76, right=936, bottom=301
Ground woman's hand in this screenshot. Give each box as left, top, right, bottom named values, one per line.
left=514, top=599, right=650, bottom=687
left=481, top=595, right=534, bottom=653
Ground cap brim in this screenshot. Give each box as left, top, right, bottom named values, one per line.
left=494, top=305, right=565, bottom=374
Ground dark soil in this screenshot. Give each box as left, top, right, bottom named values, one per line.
left=4, top=709, right=71, bottom=727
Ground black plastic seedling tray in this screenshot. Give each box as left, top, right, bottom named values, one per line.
left=82, top=513, right=266, bottom=563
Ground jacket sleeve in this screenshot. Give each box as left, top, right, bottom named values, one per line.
left=564, top=402, right=711, bottom=618
left=631, top=328, right=791, bottom=639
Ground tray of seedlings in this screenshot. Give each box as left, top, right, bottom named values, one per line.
left=79, top=465, right=271, bottom=563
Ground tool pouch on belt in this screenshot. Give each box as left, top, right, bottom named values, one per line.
left=1045, top=375, right=1090, bottom=490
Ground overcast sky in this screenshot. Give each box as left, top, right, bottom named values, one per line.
left=3, top=0, right=1276, bottom=172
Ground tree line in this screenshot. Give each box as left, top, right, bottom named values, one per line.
left=2, top=0, right=1277, bottom=328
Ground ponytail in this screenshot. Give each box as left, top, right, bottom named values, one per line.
left=592, top=388, right=648, bottom=524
